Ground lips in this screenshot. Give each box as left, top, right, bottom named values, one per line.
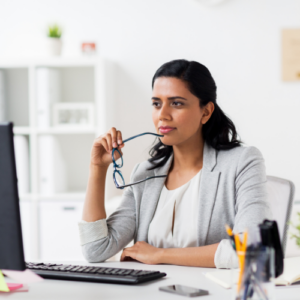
left=159, top=126, right=176, bottom=134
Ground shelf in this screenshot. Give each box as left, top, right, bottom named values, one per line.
left=36, top=127, right=97, bottom=134
left=19, top=193, right=34, bottom=200
left=19, top=192, right=86, bottom=201
left=13, top=126, right=97, bottom=135
left=38, top=192, right=86, bottom=201
left=0, top=57, right=101, bottom=68
left=5, top=57, right=104, bottom=261
left=13, top=126, right=32, bottom=135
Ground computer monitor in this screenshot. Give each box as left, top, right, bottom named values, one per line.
left=0, top=122, right=26, bottom=270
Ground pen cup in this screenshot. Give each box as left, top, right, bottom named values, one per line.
left=231, top=247, right=275, bottom=300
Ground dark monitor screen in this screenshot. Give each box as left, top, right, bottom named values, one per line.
left=0, top=123, right=26, bottom=270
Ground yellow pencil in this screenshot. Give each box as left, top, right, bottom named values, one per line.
left=225, top=224, right=233, bottom=236
left=236, top=231, right=248, bottom=293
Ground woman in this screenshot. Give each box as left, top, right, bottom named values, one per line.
left=79, top=59, right=272, bottom=268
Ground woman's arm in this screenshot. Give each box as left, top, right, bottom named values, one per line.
left=82, top=127, right=124, bottom=222
left=80, top=166, right=139, bottom=262
left=234, top=146, right=272, bottom=233
left=82, top=164, right=108, bottom=221
left=213, top=146, right=272, bottom=269
left=159, top=243, right=219, bottom=267
left=121, top=241, right=219, bottom=267
left=79, top=127, right=139, bottom=263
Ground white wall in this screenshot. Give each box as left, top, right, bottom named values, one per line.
left=0, top=0, right=300, bottom=200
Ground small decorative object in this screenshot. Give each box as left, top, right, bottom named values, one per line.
left=53, top=103, right=94, bottom=128
left=289, top=212, right=300, bottom=247
left=81, top=42, right=97, bottom=56
left=47, top=24, right=63, bottom=56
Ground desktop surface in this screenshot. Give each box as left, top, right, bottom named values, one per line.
left=4, top=261, right=300, bottom=300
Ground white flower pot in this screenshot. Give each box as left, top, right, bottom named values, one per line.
left=46, top=38, right=62, bottom=56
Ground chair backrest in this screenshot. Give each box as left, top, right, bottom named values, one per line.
left=266, top=176, right=295, bottom=254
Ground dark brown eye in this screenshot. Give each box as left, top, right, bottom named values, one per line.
left=172, top=101, right=183, bottom=106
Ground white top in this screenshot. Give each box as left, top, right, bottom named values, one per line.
left=147, top=168, right=238, bottom=269
left=148, top=169, right=202, bottom=248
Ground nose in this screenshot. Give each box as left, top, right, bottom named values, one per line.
left=158, top=102, right=171, bottom=121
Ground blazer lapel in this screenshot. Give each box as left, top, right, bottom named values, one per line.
left=197, top=143, right=220, bottom=246
left=137, top=153, right=174, bottom=242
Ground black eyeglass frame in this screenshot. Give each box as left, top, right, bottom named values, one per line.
left=112, top=132, right=167, bottom=189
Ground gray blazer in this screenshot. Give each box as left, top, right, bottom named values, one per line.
left=81, top=143, right=272, bottom=262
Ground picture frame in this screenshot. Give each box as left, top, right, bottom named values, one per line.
left=53, top=102, right=95, bottom=128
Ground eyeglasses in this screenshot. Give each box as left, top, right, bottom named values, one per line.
left=112, top=132, right=168, bottom=189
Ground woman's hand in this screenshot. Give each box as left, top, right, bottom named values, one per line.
left=90, top=127, right=125, bottom=168
left=120, top=241, right=163, bottom=265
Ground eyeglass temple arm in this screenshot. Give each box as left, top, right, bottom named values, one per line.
left=116, top=175, right=167, bottom=189
left=122, top=132, right=164, bottom=144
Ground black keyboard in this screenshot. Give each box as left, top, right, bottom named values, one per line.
left=26, top=262, right=166, bottom=284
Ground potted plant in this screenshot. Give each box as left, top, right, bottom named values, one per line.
left=290, top=212, right=300, bottom=247
left=46, top=24, right=62, bottom=56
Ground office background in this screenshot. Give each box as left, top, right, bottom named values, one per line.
left=0, top=0, right=300, bottom=261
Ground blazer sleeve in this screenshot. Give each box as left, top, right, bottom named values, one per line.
left=215, top=146, right=272, bottom=269
left=233, top=146, right=272, bottom=233
left=79, top=163, right=140, bottom=263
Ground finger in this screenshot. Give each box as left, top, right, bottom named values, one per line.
left=129, top=258, right=139, bottom=262
left=125, top=257, right=136, bottom=262
left=122, top=247, right=134, bottom=255
left=99, top=138, right=109, bottom=153
left=121, top=255, right=134, bottom=262
left=117, top=131, right=123, bottom=146
left=110, top=127, right=118, bottom=148
left=105, top=133, right=113, bottom=151
left=121, top=250, right=136, bottom=262
left=120, top=250, right=126, bottom=261
left=93, top=136, right=104, bottom=147
left=120, top=249, right=134, bottom=261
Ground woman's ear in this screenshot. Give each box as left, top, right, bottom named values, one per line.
left=201, top=102, right=215, bottom=125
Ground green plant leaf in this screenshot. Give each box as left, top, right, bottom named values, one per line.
left=48, top=24, right=62, bottom=38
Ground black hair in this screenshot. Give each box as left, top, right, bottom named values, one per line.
left=147, top=59, right=242, bottom=170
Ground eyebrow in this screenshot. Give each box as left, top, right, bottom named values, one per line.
left=151, top=96, right=187, bottom=101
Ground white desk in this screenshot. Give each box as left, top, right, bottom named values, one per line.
left=3, top=261, right=300, bottom=300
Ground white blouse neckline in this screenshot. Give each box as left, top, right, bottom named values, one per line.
left=148, top=168, right=203, bottom=249
left=164, top=168, right=202, bottom=192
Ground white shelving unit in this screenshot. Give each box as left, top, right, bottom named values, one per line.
left=0, top=57, right=106, bottom=261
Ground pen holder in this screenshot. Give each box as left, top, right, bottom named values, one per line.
left=232, top=247, right=275, bottom=300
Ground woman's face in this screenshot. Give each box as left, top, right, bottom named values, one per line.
left=152, top=77, right=210, bottom=147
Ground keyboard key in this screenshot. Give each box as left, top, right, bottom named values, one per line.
left=131, top=270, right=142, bottom=275
left=76, top=267, right=87, bottom=272
left=71, top=266, right=83, bottom=272
left=136, top=271, right=151, bottom=276
left=86, top=268, right=98, bottom=273
left=82, top=267, right=93, bottom=273
left=122, top=270, right=133, bottom=275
